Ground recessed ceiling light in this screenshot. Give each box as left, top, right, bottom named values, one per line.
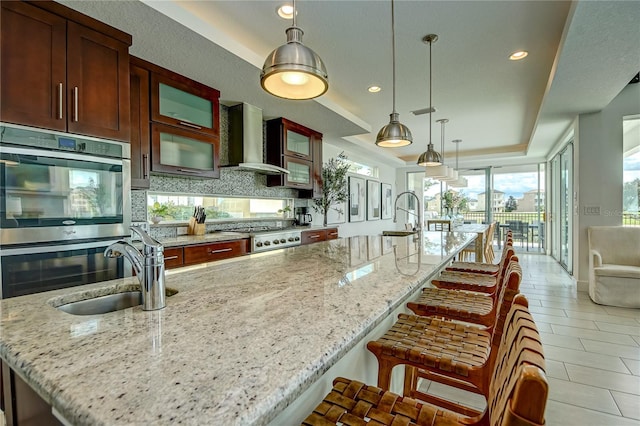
left=277, top=4, right=294, bottom=19
left=368, top=85, right=381, bottom=93
left=509, top=50, right=528, bottom=61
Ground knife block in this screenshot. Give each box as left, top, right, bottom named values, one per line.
left=187, top=217, right=206, bottom=236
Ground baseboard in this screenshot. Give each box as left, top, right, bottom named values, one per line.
left=576, top=279, right=589, bottom=293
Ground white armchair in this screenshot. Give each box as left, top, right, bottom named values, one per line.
left=588, top=226, right=640, bottom=308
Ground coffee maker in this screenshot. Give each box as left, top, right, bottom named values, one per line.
left=295, top=207, right=313, bottom=226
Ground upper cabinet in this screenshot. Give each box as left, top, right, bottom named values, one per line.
left=129, top=56, right=220, bottom=183
left=266, top=118, right=323, bottom=198
left=151, top=73, right=220, bottom=137
left=0, top=1, right=131, bottom=142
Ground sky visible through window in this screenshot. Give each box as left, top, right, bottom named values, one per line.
left=624, top=151, right=640, bottom=182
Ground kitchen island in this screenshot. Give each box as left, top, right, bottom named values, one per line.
left=0, top=231, right=474, bottom=425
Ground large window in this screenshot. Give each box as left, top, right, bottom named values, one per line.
left=623, top=115, right=640, bottom=226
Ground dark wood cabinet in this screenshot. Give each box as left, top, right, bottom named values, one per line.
left=0, top=1, right=131, bottom=142
left=129, top=62, right=151, bottom=189
left=183, top=239, right=249, bottom=265
left=151, top=123, right=220, bottom=178
left=2, top=361, right=61, bottom=426
left=163, top=247, right=184, bottom=269
left=326, top=228, right=339, bottom=240
left=266, top=118, right=323, bottom=197
left=301, top=228, right=338, bottom=245
left=129, top=56, right=220, bottom=179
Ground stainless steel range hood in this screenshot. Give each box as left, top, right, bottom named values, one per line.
left=227, top=103, right=289, bottom=175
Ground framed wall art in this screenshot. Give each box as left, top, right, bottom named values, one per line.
left=349, top=176, right=366, bottom=222
left=367, top=180, right=380, bottom=221
left=326, top=200, right=347, bottom=224
left=381, top=183, right=393, bottom=220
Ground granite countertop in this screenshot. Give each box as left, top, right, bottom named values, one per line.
left=0, top=231, right=475, bottom=425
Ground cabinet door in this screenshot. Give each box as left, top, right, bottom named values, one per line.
left=283, top=157, right=313, bottom=189
left=151, top=123, right=220, bottom=178
left=301, top=230, right=327, bottom=245
left=151, top=73, right=220, bottom=137
left=283, top=122, right=312, bottom=161
left=66, top=21, right=130, bottom=141
left=310, top=133, right=323, bottom=198
left=326, top=228, right=339, bottom=240
left=130, top=63, right=151, bottom=189
left=163, top=247, right=184, bottom=269
left=183, top=240, right=249, bottom=265
left=0, top=2, right=67, bottom=132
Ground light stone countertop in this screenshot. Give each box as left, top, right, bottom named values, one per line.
left=157, top=231, right=250, bottom=248
left=0, top=231, right=475, bottom=425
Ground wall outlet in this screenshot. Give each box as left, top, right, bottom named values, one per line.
left=177, top=226, right=188, bottom=236
left=276, top=221, right=283, bottom=228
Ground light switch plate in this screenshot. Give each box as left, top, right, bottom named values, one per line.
left=583, top=206, right=601, bottom=216
left=130, top=221, right=150, bottom=240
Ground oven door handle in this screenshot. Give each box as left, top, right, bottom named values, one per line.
left=0, top=146, right=124, bottom=166
left=0, top=240, right=122, bottom=256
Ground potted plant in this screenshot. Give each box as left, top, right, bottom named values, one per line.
left=148, top=201, right=171, bottom=224
left=312, top=153, right=351, bottom=227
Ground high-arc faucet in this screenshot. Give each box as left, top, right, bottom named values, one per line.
left=393, top=191, right=422, bottom=233
left=104, top=226, right=166, bottom=311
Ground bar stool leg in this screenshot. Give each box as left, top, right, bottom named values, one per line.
left=403, top=365, right=418, bottom=396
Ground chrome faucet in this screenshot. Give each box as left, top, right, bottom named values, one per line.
left=104, top=226, right=166, bottom=311
left=393, top=191, right=422, bottom=233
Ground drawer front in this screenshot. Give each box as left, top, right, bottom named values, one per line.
left=163, top=247, right=184, bottom=269
left=326, top=228, right=339, bottom=240
left=183, top=240, right=249, bottom=264
left=301, top=230, right=326, bottom=245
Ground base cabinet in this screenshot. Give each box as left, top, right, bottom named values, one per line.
left=183, top=240, right=249, bottom=265
left=301, top=228, right=338, bottom=245
left=2, top=361, right=61, bottom=426
left=163, top=247, right=184, bottom=269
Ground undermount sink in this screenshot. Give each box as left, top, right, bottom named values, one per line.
left=382, top=230, right=417, bottom=237
left=56, top=288, right=178, bottom=316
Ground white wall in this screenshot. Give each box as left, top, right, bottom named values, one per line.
left=310, top=143, right=401, bottom=237
left=574, top=83, right=640, bottom=287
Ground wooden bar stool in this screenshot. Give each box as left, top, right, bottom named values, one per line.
left=304, top=295, right=547, bottom=426
left=407, top=260, right=521, bottom=329
left=433, top=246, right=516, bottom=294
left=448, top=231, right=512, bottom=276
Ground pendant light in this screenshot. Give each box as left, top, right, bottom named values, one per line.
left=440, top=119, right=458, bottom=182
left=417, top=34, right=442, bottom=166
left=260, top=0, right=328, bottom=100
left=375, top=0, right=413, bottom=147
left=426, top=118, right=450, bottom=179
left=449, top=139, right=468, bottom=187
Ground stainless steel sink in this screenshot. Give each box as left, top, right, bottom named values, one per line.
left=56, top=288, right=178, bottom=315
left=382, top=230, right=417, bottom=237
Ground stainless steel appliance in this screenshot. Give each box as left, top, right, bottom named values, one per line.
left=295, top=206, right=312, bottom=226
left=251, top=229, right=302, bottom=252
left=0, top=123, right=131, bottom=298
left=0, top=239, right=124, bottom=298
left=0, top=123, right=131, bottom=245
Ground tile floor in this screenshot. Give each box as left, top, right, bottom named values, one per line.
left=421, top=252, right=640, bottom=425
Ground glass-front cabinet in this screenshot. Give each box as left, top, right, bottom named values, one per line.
left=283, top=157, right=312, bottom=189
left=151, top=73, right=220, bottom=137
left=151, top=124, right=219, bottom=178
left=266, top=117, right=322, bottom=196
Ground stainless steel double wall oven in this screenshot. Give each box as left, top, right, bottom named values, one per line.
left=0, top=123, right=131, bottom=298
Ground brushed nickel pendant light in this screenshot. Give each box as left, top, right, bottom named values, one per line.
left=260, top=0, right=328, bottom=100
left=448, top=139, right=468, bottom=187
left=417, top=34, right=442, bottom=166
left=376, top=0, right=413, bottom=147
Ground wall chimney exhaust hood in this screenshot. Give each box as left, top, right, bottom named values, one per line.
left=227, top=103, right=289, bottom=175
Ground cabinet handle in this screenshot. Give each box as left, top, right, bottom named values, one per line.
left=73, top=87, right=79, bottom=122
left=292, top=152, right=306, bottom=158
left=329, top=232, right=338, bottom=236
left=57, top=83, right=63, bottom=119
left=207, top=247, right=232, bottom=254
left=164, top=255, right=178, bottom=260
left=309, top=235, right=320, bottom=239
left=178, top=121, right=203, bottom=130
left=142, top=154, right=149, bottom=179
left=177, top=168, right=204, bottom=174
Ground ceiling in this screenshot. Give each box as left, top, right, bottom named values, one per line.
left=62, top=0, right=640, bottom=169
